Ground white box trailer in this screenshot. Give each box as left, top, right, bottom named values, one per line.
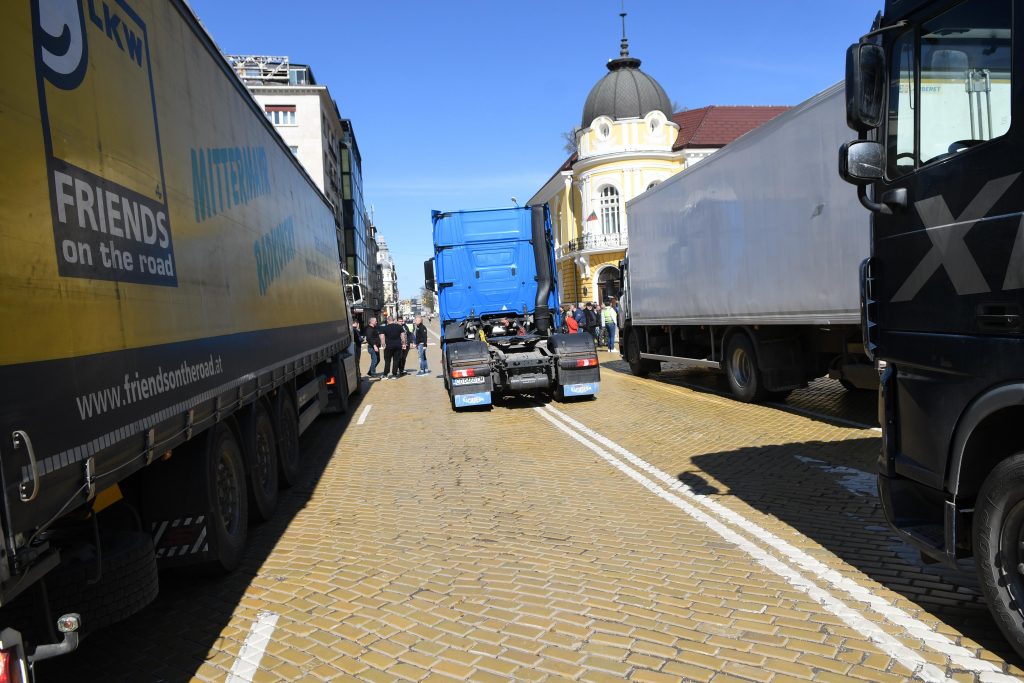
left=620, top=83, right=874, bottom=401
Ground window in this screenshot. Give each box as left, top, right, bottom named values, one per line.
left=599, top=186, right=620, bottom=235
left=266, top=105, right=296, bottom=126
left=887, top=0, right=1011, bottom=176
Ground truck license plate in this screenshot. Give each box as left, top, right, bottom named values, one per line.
left=452, top=376, right=485, bottom=386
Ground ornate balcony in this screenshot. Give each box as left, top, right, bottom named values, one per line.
left=556, top=231, right=627, bottom=259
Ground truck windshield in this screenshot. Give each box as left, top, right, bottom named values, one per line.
left=886, top=0, right=1011, bottom=177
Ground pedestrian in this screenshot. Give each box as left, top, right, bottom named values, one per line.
left=380, top=315, right=407, bottom=379
left=565, top=304, right=579, bottom=333
left=352, top=319, right=363, bottom=374
left=399, top=318, right=416, bottom=375
left=573, top=302, right=587, bottom=335
left=365, top=317, right=381, bottom=378
left=602, top=299, right=618, bottom=352
left=583, top=302, right=599, bottom=340
left=414, top=316, right=430, bottom=375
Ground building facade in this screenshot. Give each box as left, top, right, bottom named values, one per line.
left=528, top=28, right=789, bottom=306
left=377, top=235, right=399, bottom=319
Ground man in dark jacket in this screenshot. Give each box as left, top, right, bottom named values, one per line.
left=380, top=316, right=407, bottom=379
left=365, top=317, right=381, bottom=378
left=414, top=316, right=430, bottom=375
left=352, top=320, right=363, bottom=376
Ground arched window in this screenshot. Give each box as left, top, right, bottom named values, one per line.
left=599, top=186, right=620, bottom=235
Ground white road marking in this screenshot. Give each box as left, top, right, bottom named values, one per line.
left=533, top=407, right=947, bottom=682
left=226, top=611, right=279, bottom=683
left=539, top=404, right=1015, bottom=680
left=356, top=404, right=372, bottom=425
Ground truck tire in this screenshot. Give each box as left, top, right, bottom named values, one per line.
left=626, top=332, right=658, bottom=377
left=974, top=454, right=1024, bottom=659
left=200, top=424, right=248, bottom=574
left=244, top=399, right=279, bottom=522
left=44, top=530, right=159, bottom=639
left=276, top=391, right=302, bottom=488
left=724, top=333, right=766, bottom=403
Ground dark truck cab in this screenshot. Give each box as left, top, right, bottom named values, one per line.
left=839, top=0, right=1024, bottom=656
left=426, top=205, right=599, bottom=410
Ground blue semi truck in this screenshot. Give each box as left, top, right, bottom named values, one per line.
left=425, top=205, right=600, bottom=410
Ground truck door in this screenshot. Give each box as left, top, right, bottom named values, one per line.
left=871, top=0, right=1020, bottom=483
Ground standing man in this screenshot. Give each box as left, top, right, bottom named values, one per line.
left=352, top=319, right=363, bottom=376
left=381, top=315, right=407, bottom=379
left=574, top=302, right=587, bottom=336
left=365, top=317, right=381, bottom=378
left=414, top=316, right=430, bottom=375
left=602, top=300, right=618, bottom=352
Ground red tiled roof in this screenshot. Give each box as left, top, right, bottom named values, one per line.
left=671, top=105, right=790, bottom=150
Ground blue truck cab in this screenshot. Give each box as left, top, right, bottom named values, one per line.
left=426, top=205, right=600, bottom=410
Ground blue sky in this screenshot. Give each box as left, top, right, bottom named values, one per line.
left=188, top=0, right=883, bottom=299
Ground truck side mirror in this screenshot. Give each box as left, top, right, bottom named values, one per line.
left=845, top=43, right=886, bottom=132
left=423, top=258, right=435, bottom=292
left=839, top=140, right=884, bottom=185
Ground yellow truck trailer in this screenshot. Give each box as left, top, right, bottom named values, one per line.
left=0, top=0, right=358, bottom=673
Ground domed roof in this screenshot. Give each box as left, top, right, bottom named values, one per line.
left=581, top=29, right=671, bottom=128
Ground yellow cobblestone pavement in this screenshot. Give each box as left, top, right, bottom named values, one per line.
left=41, top=327, right=1024, bottom=682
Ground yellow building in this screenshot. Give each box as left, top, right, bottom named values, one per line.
left=529, top=25, right=681, bottom=306
left=530, top=21, right=789, bottom=306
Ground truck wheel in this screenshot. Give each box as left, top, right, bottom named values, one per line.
left=44, top=530, right=159, bottom=639
left=244, top=400, right=279, bottom=522
left=276, top=391, right=302, bottom=488
left=724, top=334, right=766, bottom=403
left=202, top=424, right=248, bottom=574
left=974, top=454, right=1024, bottom=659
left=627, top=333, right=658, bottom=377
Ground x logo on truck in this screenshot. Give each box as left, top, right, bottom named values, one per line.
left=892, top=173, right=1020, bottom=302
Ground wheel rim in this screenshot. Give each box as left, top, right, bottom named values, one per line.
left=998, top=498, right=1024, bottom=614
left=216, top=446, right=241, bottom=534
left=730, top=346, right=753, bottom=388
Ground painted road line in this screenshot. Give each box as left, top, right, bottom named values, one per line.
left=542, top=404, right=1013, bottom=680
left=356, top=404, right=372, bottom=426
left=226, top=610, right=279, bottom=683
left=533, top=407, right=948, bottom=682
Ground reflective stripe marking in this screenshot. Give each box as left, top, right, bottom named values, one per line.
left=191, top=526, right=207, bottom=554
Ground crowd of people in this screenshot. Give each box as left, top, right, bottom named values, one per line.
left=350, top=315, right=431, bottom=380
left=563, top=298, right=620, bottom=352
left=349, top=299, right=619, bottom=383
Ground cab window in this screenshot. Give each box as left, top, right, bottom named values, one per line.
left=886, top=0, right=1012, bottom=176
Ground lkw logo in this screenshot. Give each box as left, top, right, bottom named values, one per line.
left=33, top=0, right=177, bottom=287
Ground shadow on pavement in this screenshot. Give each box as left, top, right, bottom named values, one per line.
left=600, top=357, right=880, bottom=429
left=37, top=383, right=369, bottom=682
left=689, top=437, right=1017, bottom=663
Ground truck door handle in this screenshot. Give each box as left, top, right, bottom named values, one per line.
left=12, top=430, right=40, bottom=503
left=976, top=304, right=1023, bottom=332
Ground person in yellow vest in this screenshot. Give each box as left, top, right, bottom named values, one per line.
left=602, top=299, right=619, bottom=352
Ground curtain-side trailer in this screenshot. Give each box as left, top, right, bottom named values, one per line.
left=620, top=83, right=876, bottom=402
left=0, top=0, right=358, bottom=673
